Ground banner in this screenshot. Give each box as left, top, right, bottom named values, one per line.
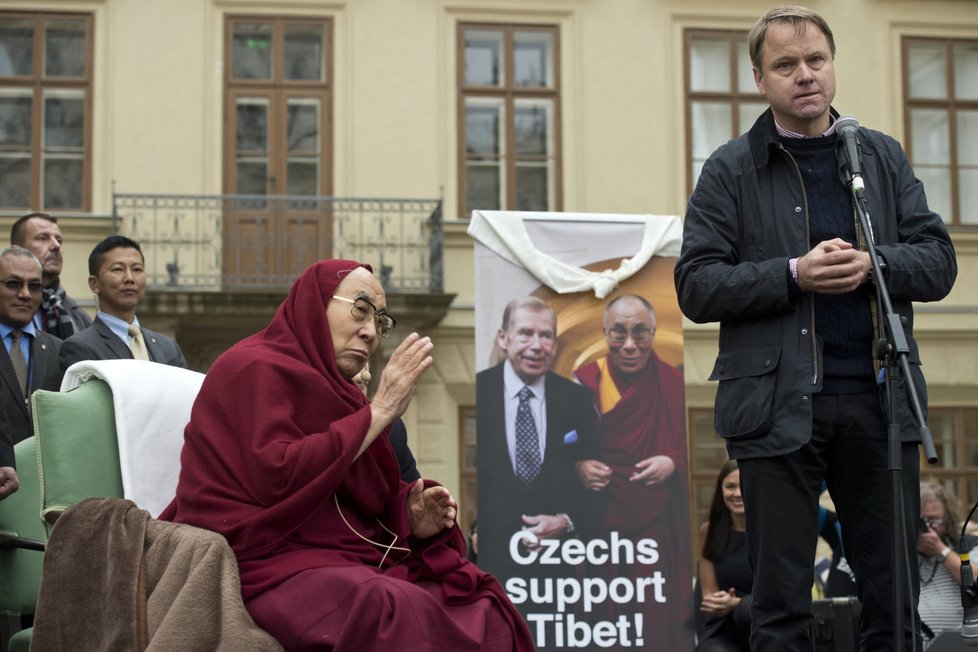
left=470, top=211, right=694, bottom=650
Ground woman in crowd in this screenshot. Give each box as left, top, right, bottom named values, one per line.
left=917, top=478, right=978, bottom=647
left=162, top=260, right=533, bottom=651
left=696, top=459, right=752, bottom=652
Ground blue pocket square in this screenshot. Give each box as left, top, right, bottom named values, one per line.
left=563, top=430, right=579, bottom=444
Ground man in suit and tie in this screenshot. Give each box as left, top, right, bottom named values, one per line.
left=0, top=247, right=64, bottom=498
left=476, top=296, right=599, bottom=581
left=59, top=235, right=187, bottom=373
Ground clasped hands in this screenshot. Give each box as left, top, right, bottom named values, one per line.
left=796, top=238, right=872, bottom=294
left=576, top=455, right=675, bottom=490
left=700, top=588, right=741, bottom=617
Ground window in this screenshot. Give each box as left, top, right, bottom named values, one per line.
left=685, top=30, right=767, bottom=194
left=222, top=16, right=332, bottom=285
left=904, top=38, right=978, bottom=226
left=224, top=16, right=331, bottom=197
left=924, top=407, right=978, bottom=513
left=458, top=23, right=561, bottom=217
left=0, top=12, right=93, bottom=211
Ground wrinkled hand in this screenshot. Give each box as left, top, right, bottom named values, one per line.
left=700, top=588, right=740, bottom=617
left=370, top=333, right=434, bottom=428
left=520, top=513, right=569, bottom=550
left=576, top=459, right=611, bottom=491
left=0, top=466, right=18, bottom=500
left=630, top=455, right=675, bottom=485
left=796, top=238, right=870, bottom=294
left=917, top=524, right=945, bottom=557
left=407, top=480, right=457, bottom=539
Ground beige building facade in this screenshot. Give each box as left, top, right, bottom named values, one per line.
left=2, top=0, right=976, bottom=534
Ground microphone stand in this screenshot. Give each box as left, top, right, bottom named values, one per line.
left=847, top=174, right=937, bottom=652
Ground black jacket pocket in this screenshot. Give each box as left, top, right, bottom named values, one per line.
left=710, top=346, right=781, bottom=440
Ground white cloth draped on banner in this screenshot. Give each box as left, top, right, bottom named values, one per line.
left=467, top=210, right=683, bottom=298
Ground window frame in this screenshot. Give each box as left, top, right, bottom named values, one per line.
left=0, top=11, right=94, bottom=211
left=902, top=36, right=978, bottom=227
left=683, top=28, right=765, bottom=197
left=222, top=15, right=333, bottom=198
left=456, top=21, right=563, bottom=218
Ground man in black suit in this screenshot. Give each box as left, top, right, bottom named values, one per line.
left=0, top=247, right=64, bottom=498
left=476, top=297, right=598, bottom=579
left=59, top=236, right=187, bottom=374
left=11, top=212, right=93, bottom=339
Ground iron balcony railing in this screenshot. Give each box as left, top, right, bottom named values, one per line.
left=111, top=193, right=444, bottom=293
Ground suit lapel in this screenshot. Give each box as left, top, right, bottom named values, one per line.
left=143, top=329, right=163, bottom=363
left=29, top=333, right=58, bottom=393
left=95, top=318, right=134, bottom=359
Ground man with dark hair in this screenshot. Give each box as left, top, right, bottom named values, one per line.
left=10, top=212, right=93, bottom=339
left=675, top=5, right=956, bottom=651
left=0, top=247, right=64, bottom=498
left=59, top=235, right=187, bottom=372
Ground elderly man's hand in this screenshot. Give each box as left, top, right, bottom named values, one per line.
left=576, top=459, right=611, bottom=491
left=0, top=466, right=19, bottom=500
left=630, top=455, right=675, bottom=486
left=371, top=333, right=434, bottom=427
left=407, top=479, right=457, bottom=539
left=520, top=513, right=570, bottom=550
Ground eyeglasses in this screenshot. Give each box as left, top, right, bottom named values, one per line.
left=1, top=278, right=43, bottom=294
left=331, top=295, right=396, bottom=337
left=922, top=516, right=946, bottom=528
left=606, top=325, right=653, bottom=345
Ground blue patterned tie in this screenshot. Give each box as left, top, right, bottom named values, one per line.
left=515, top=386, right=541, bottom=488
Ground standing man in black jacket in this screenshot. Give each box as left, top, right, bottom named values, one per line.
left=11, top=212, right=93, bottom=339
left=675, top=6, right=956, bottom=652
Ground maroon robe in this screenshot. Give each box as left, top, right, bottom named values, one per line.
left=574, top=353, right=694, bottom=650
left=162, top=260, right=533, bottom=652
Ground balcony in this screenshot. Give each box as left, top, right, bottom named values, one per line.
left=111, top=193, right=452, bottom=371
left=112, top=193, right=444, bottom=293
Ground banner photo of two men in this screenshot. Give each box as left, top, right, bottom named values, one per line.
left=470, top=212, right=694, bottom=650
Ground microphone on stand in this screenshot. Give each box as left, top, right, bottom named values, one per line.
left=836, top=115, right=874, bottom=242
left=960, top=545, right=978, bottom=646
left=836, top=116, right=863, bottom=188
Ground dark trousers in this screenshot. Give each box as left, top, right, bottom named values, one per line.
left=738, top=392, right=921, bottom=652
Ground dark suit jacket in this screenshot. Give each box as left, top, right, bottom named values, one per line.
left=0, top=330, right=63, bottom=466
left=59, top=316, right=188, bottom=375
left=476, top=363, right=599, bottom=576
left=390, top=418, right=421, bottom=483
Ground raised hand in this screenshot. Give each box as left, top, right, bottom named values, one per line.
left=370, top=332, right=434, bottom=428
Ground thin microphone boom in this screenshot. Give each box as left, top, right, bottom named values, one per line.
left=960, top=546, right=978, bottom=645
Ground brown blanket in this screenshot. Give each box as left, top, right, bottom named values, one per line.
left=30, top=497, right=282, bottom=651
